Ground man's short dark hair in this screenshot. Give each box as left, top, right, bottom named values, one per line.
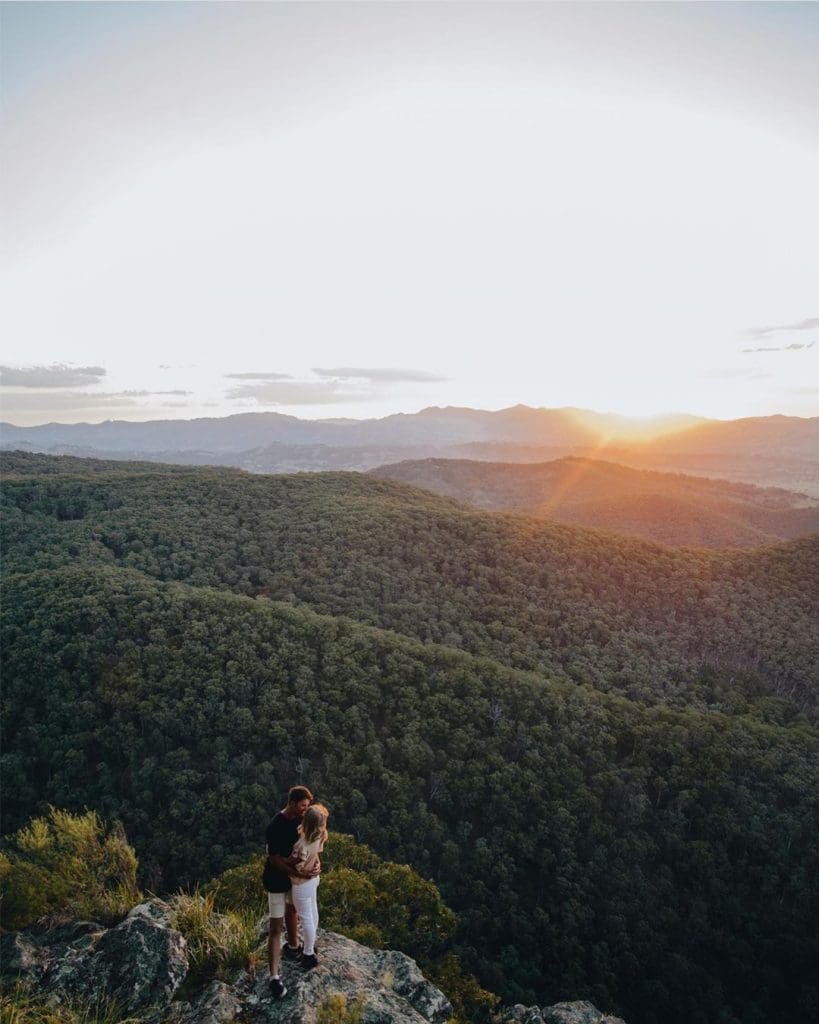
left=288, top=785, right=314, bottom=804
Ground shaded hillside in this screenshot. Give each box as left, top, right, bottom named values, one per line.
left=370, top=458, right=819, bottom=548
left=2, top=452, right=817, bottom=719
left=2, top=565, right=817, bottom=1024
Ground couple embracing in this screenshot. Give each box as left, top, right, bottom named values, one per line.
left=263, top=785, right=329, bottom=998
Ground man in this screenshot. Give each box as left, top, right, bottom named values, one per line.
left=263, top=785, right=318, bottom=998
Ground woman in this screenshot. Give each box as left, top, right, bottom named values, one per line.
left=288, top=802, right=329, bottom=969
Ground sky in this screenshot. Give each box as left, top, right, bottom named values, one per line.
left=1, top=1, right=818, bottom=426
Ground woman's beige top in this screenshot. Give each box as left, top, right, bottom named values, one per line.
left=289, top=833, right=326, bottom=885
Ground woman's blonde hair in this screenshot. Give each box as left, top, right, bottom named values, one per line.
left=301, top=803, right=329, bottom=845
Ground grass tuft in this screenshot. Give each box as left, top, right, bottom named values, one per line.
left=168, top=889, right=258, bottom=987
left=0, top=980, right=140, bottom=1024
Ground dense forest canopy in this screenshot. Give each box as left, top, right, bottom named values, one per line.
left=3, top=565, right=818, bottom=1024
left=1, top=453, right=817, bottom=720
left=2, top=452, right=818, bottom=1024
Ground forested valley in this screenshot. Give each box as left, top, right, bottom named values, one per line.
left=2, top=452, right=818, bottom=1024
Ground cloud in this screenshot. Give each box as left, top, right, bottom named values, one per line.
left=225, top=379, right=371, bottom=405
left=0, top=390, right=142, bottom=414
left=0, top=388, right=194, bottom=417
left=742, top=341, right=815, bottom=353
left=224, top=371, right=294, bottom=381
left=312, top=367, right=448, bottom=383
left=0, top=363, right=106, bottom=388
left=224, top=367, right=447, bottom=406
left=747, top=317, right=819, bottom=339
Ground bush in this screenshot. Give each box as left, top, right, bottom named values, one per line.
left=0, top=808, right=140, bottom=930
left=317, top=994, right=366, bottom=1024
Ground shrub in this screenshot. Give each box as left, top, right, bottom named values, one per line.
left=0, top=808, right=140, bottom=930
left=317, top=994, right=366, bottom=1024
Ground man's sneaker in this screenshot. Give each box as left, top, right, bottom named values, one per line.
left=282, top=943, right=302, bottom=962
left=269, top=977, right=287, bottom=999
left=300, top=952, right=319, bottom=970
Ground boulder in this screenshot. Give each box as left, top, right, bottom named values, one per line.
left=502, top=1001, right=626, bottom=1024
left=0, top=899, right=188, bottom=1017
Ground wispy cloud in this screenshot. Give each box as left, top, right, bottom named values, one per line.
left=224, top=371, right=294, bottom=381
left=312, top=367, right=448, bottom=383
left=742, top=341, right=815, bottom=353
left=0, top=363, right=106, bottom=388
left=0, top=387, right=195, bottom=417
left=747, top=317, right=819, bottom=340
left=225, top=379, right=371, bottom=405
left=0, top=391, right=142, bottom=414
left=224, top=366, right=447, bottom=406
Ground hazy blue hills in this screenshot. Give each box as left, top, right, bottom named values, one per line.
left=371, top=457, right=819, bottom=548
left=0, top=405, right=698, bottom=450
left=3, top=405, right=818, bottom=493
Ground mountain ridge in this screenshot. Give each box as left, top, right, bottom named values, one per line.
left=5, top=404, right=817, bottom=493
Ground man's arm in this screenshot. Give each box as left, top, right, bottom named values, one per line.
left=268, top=852, right=318, bottom=879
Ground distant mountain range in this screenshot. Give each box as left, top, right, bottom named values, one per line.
left=371, top=457, right=819, bottom=549
left=2, top=405, right=818, bottom=493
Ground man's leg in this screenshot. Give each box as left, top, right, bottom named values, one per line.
left=268, top=916, right=284, bottom=977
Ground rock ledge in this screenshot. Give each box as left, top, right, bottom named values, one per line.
left=2, top=901, right=625, bottom=1024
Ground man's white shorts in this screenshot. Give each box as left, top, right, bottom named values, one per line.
left=267, top=890, right=294, bottom=919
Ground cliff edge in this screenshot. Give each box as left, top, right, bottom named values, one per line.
left=1, top=899, right=625, bottom=1024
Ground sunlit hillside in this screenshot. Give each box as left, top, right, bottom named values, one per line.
left=371, top=457, right=819, bottom=548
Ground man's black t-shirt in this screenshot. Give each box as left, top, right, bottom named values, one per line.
left=263, top=812, right=300, bottom=893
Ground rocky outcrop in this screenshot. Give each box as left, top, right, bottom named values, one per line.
left=1, top=900, right=189, bottom=1017
left=2, top=901, right=626, bottom=1024
left=502, top=1002, right=626, bottom=1024
left=168, top=929, right=452, bottom=1024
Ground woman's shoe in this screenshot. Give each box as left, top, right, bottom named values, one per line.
left=299, top=952, right=319, bottom=970
left=282, top=943, right=302, bottom=962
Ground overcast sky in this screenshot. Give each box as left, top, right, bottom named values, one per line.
left=2, top=1, right=818, bottom=426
